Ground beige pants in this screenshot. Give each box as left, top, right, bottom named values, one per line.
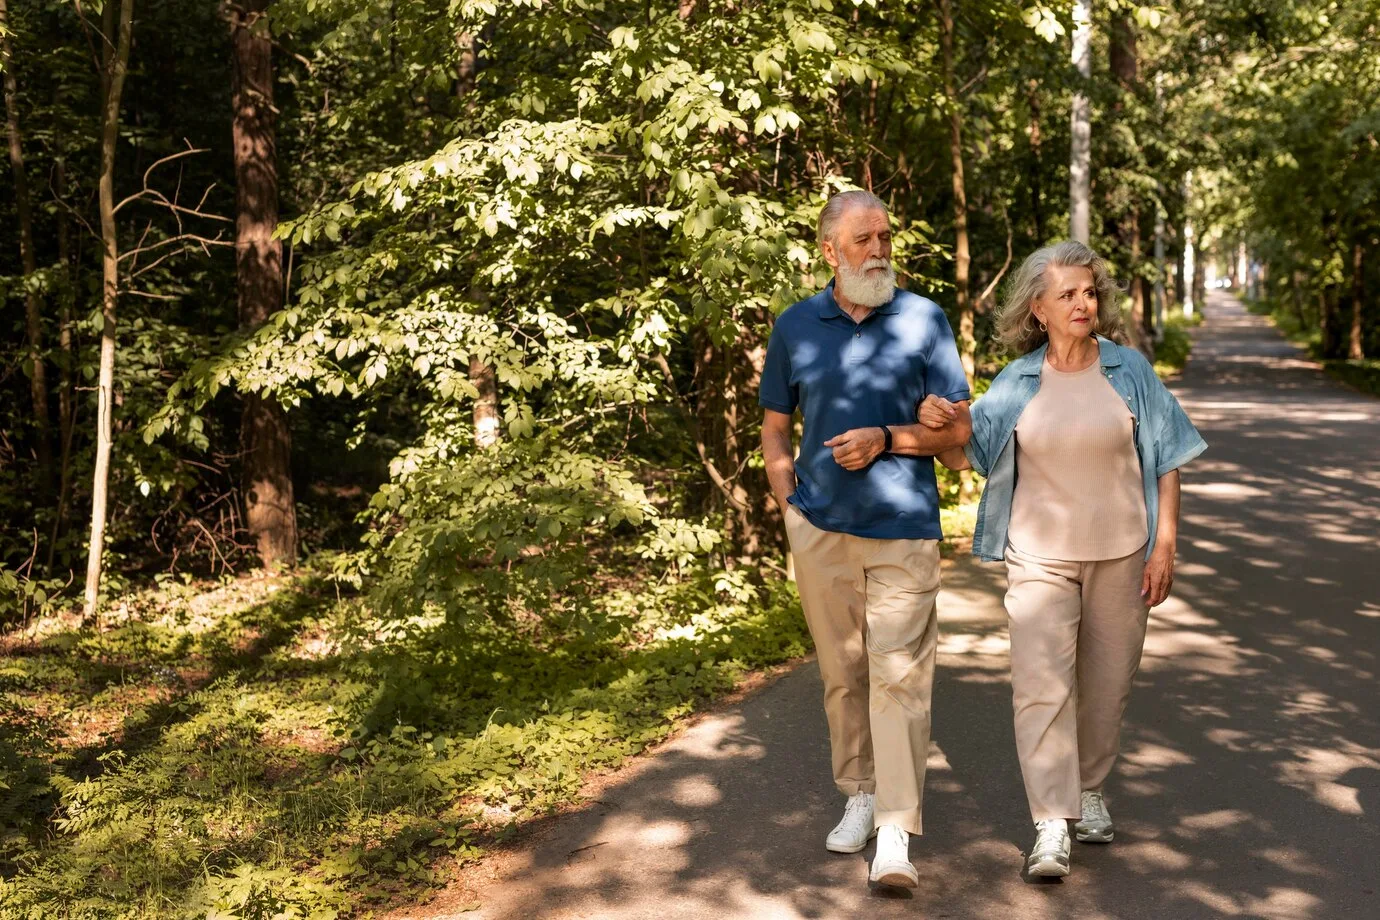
left=1004, top=543, right=1150, bottom=821
left=785, top=506, right=941, bottom=835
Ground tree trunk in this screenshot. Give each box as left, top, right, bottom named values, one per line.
left=83, top=0, right=135, bottom=621
left=233, top=0, right=297, bottom=567
left=1182, top=177, right=1196, bottom=317
left=1126, top=207, right=1153, bottom=356
left=48, top=153, right=77, bottom=572
left=937, top=0, right=974, bottom=381
left=1109, top=13, right=1137, bottom=84
left=693, top=325, right=772, bottom=561
left=469, top=356, right=500, bottom=447
left=1290, top=269, right=1305, bottom=325
left=1320, top=287, right=1339, bottom=358
left=1350, top=242, right=1365, bottom=360
left=1, top=0, right=52, bottom=482
left=1152, top=200, right=1167, bottom=338
left=1068, top=0, right=1093, bottom=244
left=456, top=31, right=501, bottom=449
left=1108, top=15, right=1151, bottom=356
left=1025, top=80, right=1044, bottom=243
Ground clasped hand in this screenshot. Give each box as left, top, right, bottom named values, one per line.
left=918, top=394, right=959, bottom=429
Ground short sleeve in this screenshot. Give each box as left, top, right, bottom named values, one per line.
left=964, top=395, right=995, bottom=477
left=758, top=321, right=797, bottom=414
left=923, top=302, right=973, bottom=403
left=1144, top=362, right=1207, bottom=476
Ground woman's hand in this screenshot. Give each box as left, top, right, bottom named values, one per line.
left=918, top=395, right=958, bottom=429
left=1141, top=543, right=1175, bottom=607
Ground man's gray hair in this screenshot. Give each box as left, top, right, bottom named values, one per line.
left=995, top=240, right=1126, bottom=354
left=817, top=190, right=889, bottom=247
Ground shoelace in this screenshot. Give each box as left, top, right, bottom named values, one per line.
left=1083, top=791, right=1107, bottom=819
left=838, top=794, right=871, bottom=834
left=1033, top=820, right=1066, bottom=856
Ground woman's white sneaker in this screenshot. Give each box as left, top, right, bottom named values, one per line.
left=1026, top=819, right=1071, bottom=877
left=1074, top=790, right=1114, bottom=843
left=868, top=825, right=919, bottom=888
left=825, top=792, right=875, bottom=853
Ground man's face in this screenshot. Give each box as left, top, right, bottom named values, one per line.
left=822, top=204, right=895, bottom=308
left=821, top=205, right=892, bottom=277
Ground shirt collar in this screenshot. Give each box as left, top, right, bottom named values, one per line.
left=817, top=278, right=901, bottom=319
left=1018, top=335, right=1122, bottom=376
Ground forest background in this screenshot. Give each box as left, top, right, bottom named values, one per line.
left=0, top=0, right=1376, bottom=916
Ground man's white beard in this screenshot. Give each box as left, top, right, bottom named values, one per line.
left=836, top=256, right=896, bottom=308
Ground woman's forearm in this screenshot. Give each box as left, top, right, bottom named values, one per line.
left=1156, top=468, right=1181, bottom=551
left=935, top=446, right=971, bottom=471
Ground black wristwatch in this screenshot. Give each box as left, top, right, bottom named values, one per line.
left=881, top=425, right=893, bottom=453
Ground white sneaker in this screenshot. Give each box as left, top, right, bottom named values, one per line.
left=1026, top=819, right=1071, bottom=877
left=1074, top=790, right=1114, bottom=843
left=869, top=825, right=919, bottom=888
left=825, top=792, right=875, bottom=853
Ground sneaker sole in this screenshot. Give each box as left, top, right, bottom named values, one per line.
left=1026, top=855, right=1070, bottom=878
left=825, top=828, right=877, bottom=854
left=871, top=868, right=919, bottom=888
left=1074, top=827, right=1114, bottom=843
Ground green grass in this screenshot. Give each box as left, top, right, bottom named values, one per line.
left=0, top=564, right=811, bottom=919
left=1244, top=297, right=1380, bottom=398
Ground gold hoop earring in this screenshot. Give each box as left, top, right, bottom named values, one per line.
left=1038, top=321, right=1048, bottom=332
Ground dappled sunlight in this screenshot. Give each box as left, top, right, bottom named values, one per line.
left=415, top=295, right=1380, bottom=920
left=1275, top=745, right=1380, bottom=817
left=1113, top=840, right=1192, bottom=872
left=1118, top=740, right=1196, bottom=775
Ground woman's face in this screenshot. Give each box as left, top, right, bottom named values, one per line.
left=1032, top=264, right=1099, bottom=345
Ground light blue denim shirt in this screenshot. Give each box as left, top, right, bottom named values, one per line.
left=964, top=336, right=1207, bottom=563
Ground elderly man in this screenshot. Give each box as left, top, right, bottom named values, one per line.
left=758, top=190, right=972, bottom=887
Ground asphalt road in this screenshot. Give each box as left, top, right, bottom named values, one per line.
left=408, top=292, right=1380, bottom=920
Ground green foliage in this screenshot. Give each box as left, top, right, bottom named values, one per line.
left=0, top=560, right=809, bottom=917
left=1152, top=312, right=1199, bottom=379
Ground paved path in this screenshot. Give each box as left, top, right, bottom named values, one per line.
left=413, top=293, right=1380, bottom=919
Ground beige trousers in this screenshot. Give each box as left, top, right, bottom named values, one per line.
left=1004, top=543, right=1150, bottom=822
left=784, top=506, right=941, bottom=835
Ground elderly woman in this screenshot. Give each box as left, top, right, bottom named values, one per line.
left=921, top=241, right=1206, bottom=878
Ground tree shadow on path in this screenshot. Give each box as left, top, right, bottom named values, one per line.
left=433, top=294, right=1379, bottom=920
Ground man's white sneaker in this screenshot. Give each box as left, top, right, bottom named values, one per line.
left=825, top=792, right=875, bottom=853
left=869, top=825, right=919, bottom=888
left=1074, top=790, right=1114, bottom=843
left=1026, top=819, right=1071, bottom=877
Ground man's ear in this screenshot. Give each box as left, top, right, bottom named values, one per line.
left=820, top=238, right=839, bottom=270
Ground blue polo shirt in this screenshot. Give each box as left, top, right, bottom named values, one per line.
left=759, top=282, right=971, bottom=540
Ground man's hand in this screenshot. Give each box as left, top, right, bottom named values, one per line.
left=917, top=394, right=959, bottom=430
left=1141, top=543, right=1176, bottom=607
left=824, top=427, right=886, bottom=471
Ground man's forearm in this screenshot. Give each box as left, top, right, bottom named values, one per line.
left=887, top=420, right=972, bottom=457
left=762, top=430, right=797, bottom=509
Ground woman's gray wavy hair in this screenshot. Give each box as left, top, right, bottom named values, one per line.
left=995, top=240, right=1125, bottom=354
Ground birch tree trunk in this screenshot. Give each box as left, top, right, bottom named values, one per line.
left=1069, top=0, right=1093, bottom=244
left=83, top=0, right=135, bottom=621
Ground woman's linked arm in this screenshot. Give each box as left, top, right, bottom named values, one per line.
left=916, top=395, right=973, bottom=470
